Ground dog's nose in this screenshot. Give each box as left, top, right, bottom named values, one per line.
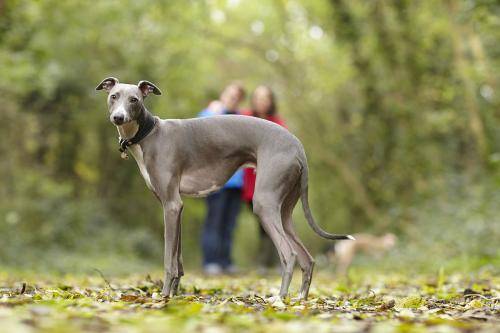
left=113, top=114, right=124, bottom=124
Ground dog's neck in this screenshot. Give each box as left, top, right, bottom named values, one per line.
left=117, top=121, right=139, bottom=140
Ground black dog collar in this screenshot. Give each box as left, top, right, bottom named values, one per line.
left=118, top=111, right=157, bottom=159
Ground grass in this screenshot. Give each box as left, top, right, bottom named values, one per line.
left=0, top=266, right=498, bottom=333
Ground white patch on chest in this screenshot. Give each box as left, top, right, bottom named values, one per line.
left=128, top=145, right=154, bottom=191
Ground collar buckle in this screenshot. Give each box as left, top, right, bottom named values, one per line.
left=118, top=138, right=130, bottom=160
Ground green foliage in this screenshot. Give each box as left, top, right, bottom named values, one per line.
left=0, top=0, right=499, bottom=273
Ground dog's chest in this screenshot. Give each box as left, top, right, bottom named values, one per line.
left=128, top=145, right=154, bottom=191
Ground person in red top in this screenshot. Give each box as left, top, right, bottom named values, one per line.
left=242, top=85, right=286, bottom=270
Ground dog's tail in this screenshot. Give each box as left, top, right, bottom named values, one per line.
left=299, top=160, right=354, bottom=241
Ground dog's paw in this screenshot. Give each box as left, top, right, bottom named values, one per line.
left=160, top=288, right=171, bottom=300
left=266, top=295, right=286, bottom=309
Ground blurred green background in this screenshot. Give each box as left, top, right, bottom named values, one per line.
left=0, top=0, right=498, bottom=276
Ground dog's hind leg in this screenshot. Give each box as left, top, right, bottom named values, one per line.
left=253, top=197, right=297, bottom=298
left=281, top=181, right=315, bottom=300
left=253, top=155, right=304, bottom=298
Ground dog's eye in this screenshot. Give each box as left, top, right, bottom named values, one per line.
left=110, top=94, right=117, bottom=100
left=130, top=97, right=138, bottom=103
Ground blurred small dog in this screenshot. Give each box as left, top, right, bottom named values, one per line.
left=327, top=233, right=397, bottom=276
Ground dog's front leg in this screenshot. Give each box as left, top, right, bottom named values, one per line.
left=170, top=212, right=184, bottom=296
left=147, top=166, right=183, bottom=298
left=161, top=198, right=183, bottom=298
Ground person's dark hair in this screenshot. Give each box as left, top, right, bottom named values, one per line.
left=251, top=85, right=277, bottom=116
left=227, top=81, right=246, bottom=100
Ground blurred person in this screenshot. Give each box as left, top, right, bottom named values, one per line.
left=199, top=83, right=246, bottom=275
left=242, top=86, right=286, bottom=272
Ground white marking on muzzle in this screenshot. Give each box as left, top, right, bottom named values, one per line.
left=110, top=107, right=131, bottom=124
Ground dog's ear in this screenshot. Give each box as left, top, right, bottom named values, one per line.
left=96, top=77, right=119, bottom=92
left=138, top=80, right=162, bottom=97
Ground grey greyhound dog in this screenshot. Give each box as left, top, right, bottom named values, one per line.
left=96, top=77, right=353, bottom=300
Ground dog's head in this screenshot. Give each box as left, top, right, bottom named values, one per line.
left=96, top=77, right=162, bottom=125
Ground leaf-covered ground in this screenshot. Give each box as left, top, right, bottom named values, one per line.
left=0, top=270, right=498, bottom=332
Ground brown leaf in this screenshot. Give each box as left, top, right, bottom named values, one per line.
left=378, top=299, right=395, bottom=311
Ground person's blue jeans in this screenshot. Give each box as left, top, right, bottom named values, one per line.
left=202, top=188, right=242, bottom=268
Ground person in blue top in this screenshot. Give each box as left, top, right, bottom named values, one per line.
left=198, top=83, right=246, bottom=275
